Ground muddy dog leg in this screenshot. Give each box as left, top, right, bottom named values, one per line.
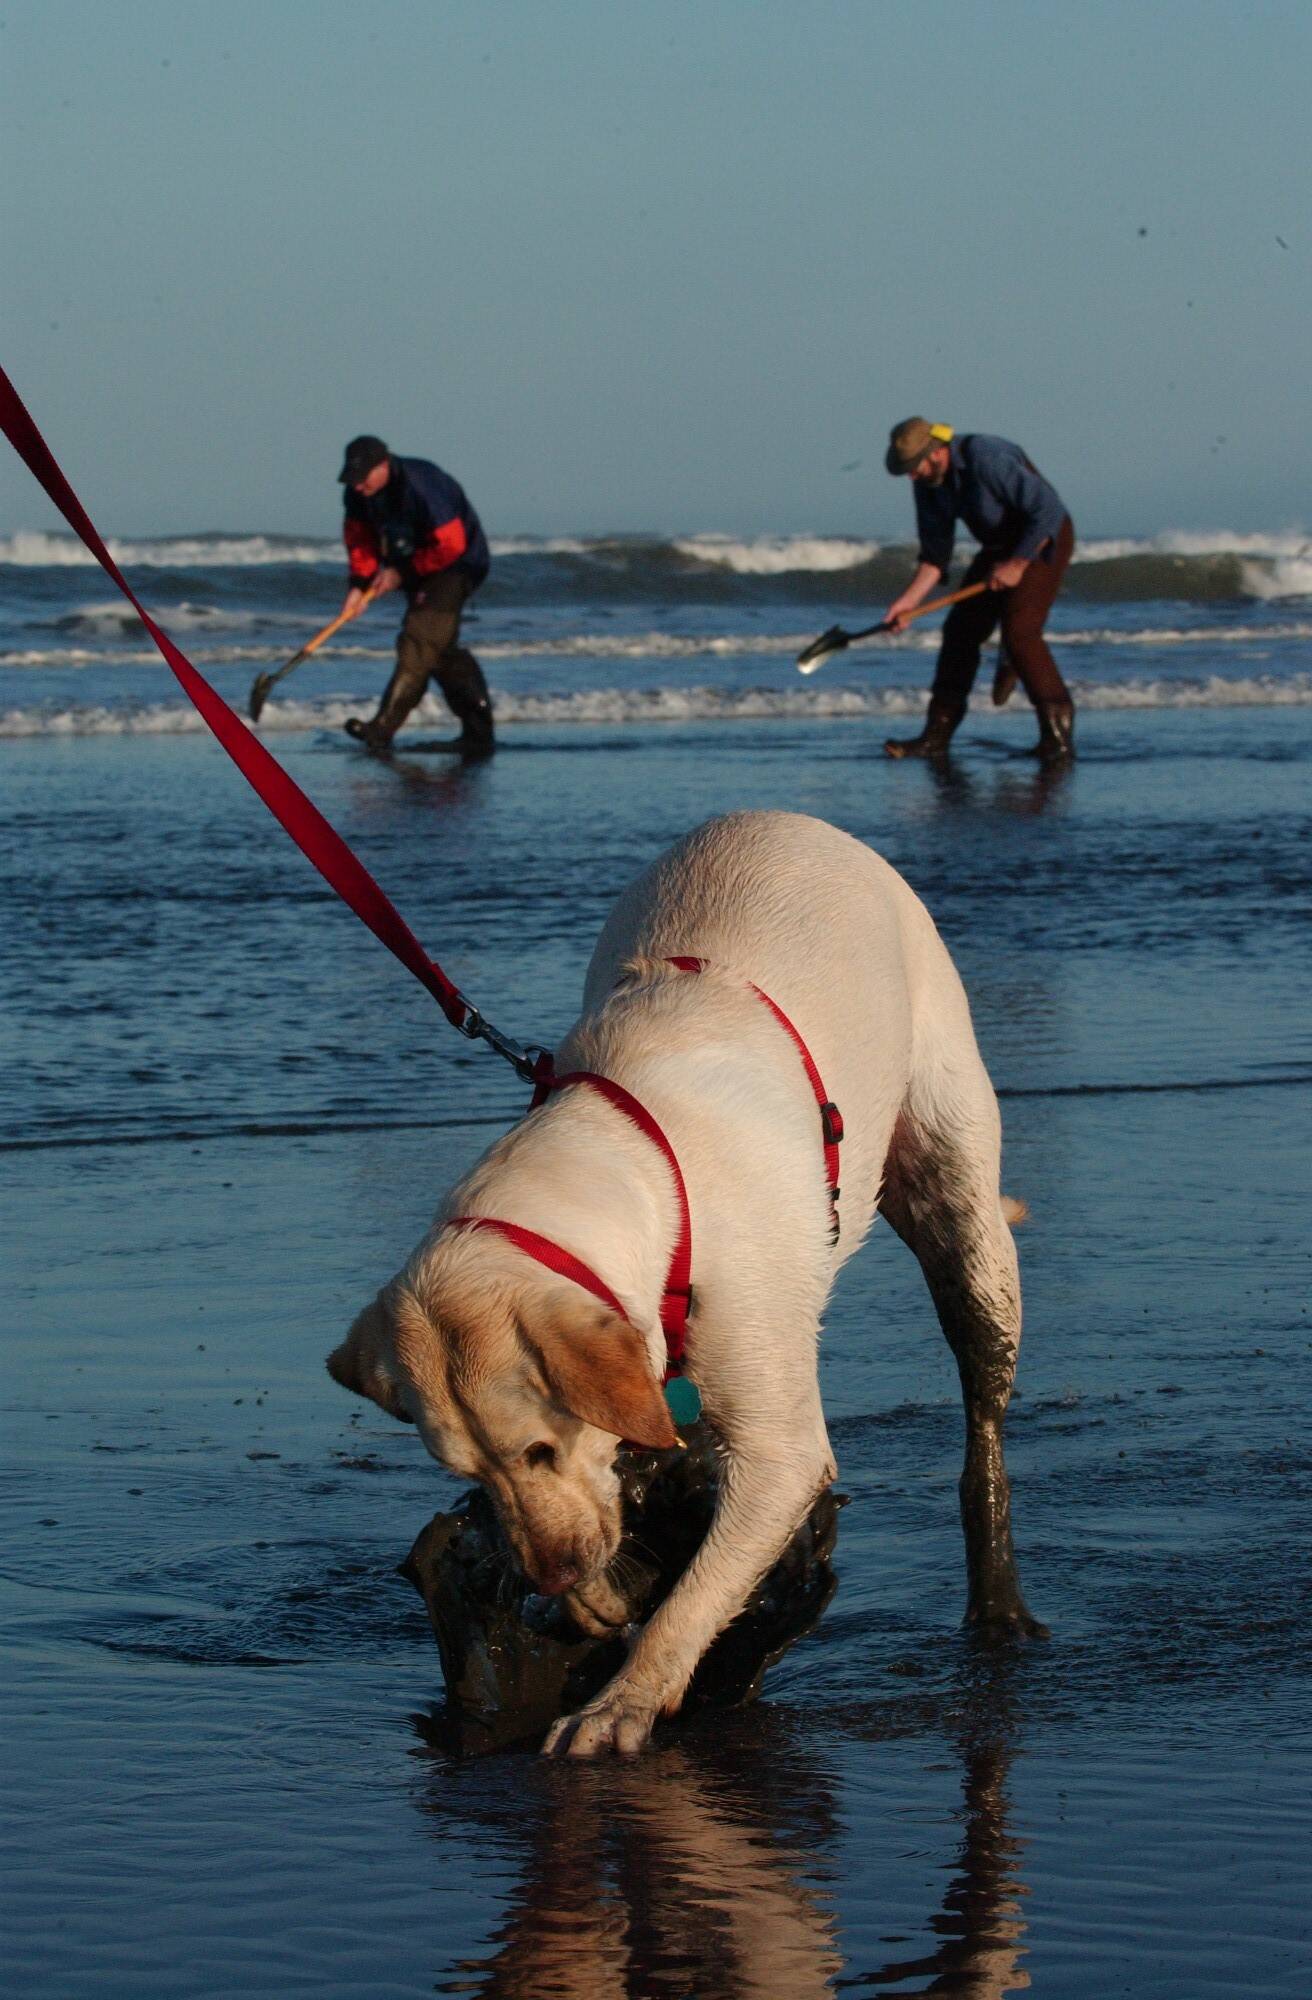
left=544, top=1422, right=837, bottom=1758
left=881, top=1100, right=1046, bottom=1637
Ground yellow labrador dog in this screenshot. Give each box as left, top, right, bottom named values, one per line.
left=329, top=810, right=1042, bottom=1756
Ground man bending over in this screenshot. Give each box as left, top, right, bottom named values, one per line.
left=339, top=434, right=494, bottom=759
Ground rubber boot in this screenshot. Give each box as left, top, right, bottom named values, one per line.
left=884, top=698, right=965, bottom=761
left=1033, top=699, right=1075, bottom=764
left=345, top=650, right=431, bottom=753
left=345, top=715, right=395, bottom=753
left=436, top=649, right=496, bottom=760
left=456, top=697, right=495, bottom=761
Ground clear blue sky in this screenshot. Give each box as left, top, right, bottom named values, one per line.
left=1, top=0, right=1306, bottom=539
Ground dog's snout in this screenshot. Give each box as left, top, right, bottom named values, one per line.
left=531, top=1560, right=581, bottom=1596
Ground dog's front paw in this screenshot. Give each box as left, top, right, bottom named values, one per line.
left=541, top=1685, right=660, bottom=1759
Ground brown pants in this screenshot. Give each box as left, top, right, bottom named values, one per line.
left=933, top=515, right=1075, bottom=709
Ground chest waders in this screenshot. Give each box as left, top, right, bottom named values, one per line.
left=346, top=571, right=495, bottom=759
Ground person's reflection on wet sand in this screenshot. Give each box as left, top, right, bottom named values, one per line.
left=990, top=759, right=1073, bottom=819
left=921, top=753, right=1073, bottom=818
left=364, top=750, right=482, bottom=806
left=413, top=1710, right=1029, bottom=1998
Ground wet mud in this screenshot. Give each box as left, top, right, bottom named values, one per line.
left=4, top=706, right=1311, bottom=1995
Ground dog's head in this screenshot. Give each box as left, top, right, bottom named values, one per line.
left=327, top=1258, right=675, bottom=1612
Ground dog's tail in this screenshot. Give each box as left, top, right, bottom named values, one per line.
left=1001, top=1195, right=1028, bottom=1228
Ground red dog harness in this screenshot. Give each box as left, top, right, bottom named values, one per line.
left=450, top=963, right=842, bottom=1385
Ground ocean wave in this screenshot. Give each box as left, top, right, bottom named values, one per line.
left=317, top=618, right=1312, bottom=658
left=4, top=526, right=1309, bottom=602
left=0, top=530, right=337, bottom=568
left=486, top=535, right=600, bottom=557
left=53, top=599, right=268, bottom=636
left=3, top=620, right=1310, bottom=674
left=671, top=533, right=883, bottom=574
left=1241, top=555, right=1312, bottom=600
left=4, top=673, right=1310, bottom=738
left=1079, top=528, right=1312, bottom=563
left=1076, top=530, right=1312, bottom=604
left=237, top=671, right=1312, bottom=720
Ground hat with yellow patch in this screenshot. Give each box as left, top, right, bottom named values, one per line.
left=885, top=417, right=954, bottom=475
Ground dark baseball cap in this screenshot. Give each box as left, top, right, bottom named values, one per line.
left=338, top=435, right=390, bottom=484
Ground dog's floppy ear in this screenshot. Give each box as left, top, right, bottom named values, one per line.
left=326, top=1292, right=415, bottom=1422
left=527, top=1291, right=676, bottom=1449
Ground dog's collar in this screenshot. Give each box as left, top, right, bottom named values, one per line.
left=445, top=1216, right=631, bottom=1323
left=447, top=1212, right=703, bottom=1432
left=525, top=1062, right=693, bottom=1363
left=455, top=1059, right=692, bottom=1366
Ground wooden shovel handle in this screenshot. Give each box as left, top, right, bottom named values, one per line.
left=290, top=594, right=373, bottom=667
left=896, top=580, right=988, bottom=626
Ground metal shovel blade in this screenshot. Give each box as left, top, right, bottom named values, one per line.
left=796, top=625, right=851, bottom=674
left=247, top=673, right=275, bottom=722
left=247, top=641, right=312, bottom=721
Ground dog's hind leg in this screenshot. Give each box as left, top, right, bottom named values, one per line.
left=880, top=1086, right=1046, bottom=1638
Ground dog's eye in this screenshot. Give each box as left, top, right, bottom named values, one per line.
left=523, top=1442, right=556, bottom=1471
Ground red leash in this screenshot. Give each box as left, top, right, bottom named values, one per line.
left=1, top=369, right=844, bottom=1394
left=0, top=365, right=536, bottom=1074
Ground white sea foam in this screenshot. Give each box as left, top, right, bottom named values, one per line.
left=1241, top=554, right=1312, bottom=600
left=476, top=622, right=1312, bottom=657
left=673, top=534, right=883, bottom=574
left=479, top=631, right=812, bottom=661
left=5, top=523, right=1309, bottom=588
left=1079, top=527, right=1311, bottom=562
left=5, top=674, right=1311, bottom=738
left=251, top=673, right=1312, bottom=721
left=57, top=599, right=265, bottom=635
left=486, top=535, right=599, bottom=557
left=0, top=530, right=337, bottom=568
left=0, top=649, right=110, bottom=668
left=5, top=620, right=1311, bottom=675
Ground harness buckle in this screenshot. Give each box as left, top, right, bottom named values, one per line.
left=820, top=1100, right=844, bottom=1146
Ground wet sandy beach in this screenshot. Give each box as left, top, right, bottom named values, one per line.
left=3, top=704, right=1311, bottom=1994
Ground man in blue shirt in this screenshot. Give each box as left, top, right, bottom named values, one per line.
left=881, top=418, right=1076, bottom=763
left=338, top=435, right=494, bottom=758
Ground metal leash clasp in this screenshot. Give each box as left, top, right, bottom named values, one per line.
left=455, top=1002, right=550, bottom=1086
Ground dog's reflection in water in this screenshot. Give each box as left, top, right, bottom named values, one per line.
left=872, top=1736, right=1030, bottom=1997
left=415, top=1721, right=1030, bottom=1998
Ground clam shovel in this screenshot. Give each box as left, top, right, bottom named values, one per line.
left=247, top=592, right=377, bottom=722
left=796, top=581, right=989, bottom=674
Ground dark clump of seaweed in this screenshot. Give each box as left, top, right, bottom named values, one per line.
left=403, top=1421, right=842, bottom=1754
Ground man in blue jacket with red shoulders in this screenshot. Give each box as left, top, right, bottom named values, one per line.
left=338, top=435, right=494, bottom=758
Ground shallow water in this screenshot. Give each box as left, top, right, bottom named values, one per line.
left=3, top=659, right=1311, bottom=1991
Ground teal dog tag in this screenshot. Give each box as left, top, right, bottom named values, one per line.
left=664, top=1375, right=702, bottom=1424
